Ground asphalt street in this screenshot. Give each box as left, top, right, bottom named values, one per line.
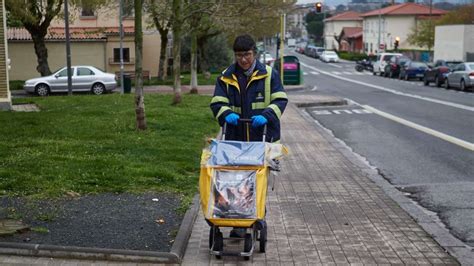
left=288, top=49, right=474, bottom=248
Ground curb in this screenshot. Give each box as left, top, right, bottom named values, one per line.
left=0, top=195, right=201, bottom=264
left=296, top=104, right=472, bottom=265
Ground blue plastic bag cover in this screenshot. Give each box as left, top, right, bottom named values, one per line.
left=208, top=140, right=265, bottom=166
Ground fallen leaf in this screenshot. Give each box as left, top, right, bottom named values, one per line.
left=66, top=191, right=81, bottom=198
left=155, top=218, right=165, bottom=224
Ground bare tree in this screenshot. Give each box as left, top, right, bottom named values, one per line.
left=135, top=0, right=146, bottom=130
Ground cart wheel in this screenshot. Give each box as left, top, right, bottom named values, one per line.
left=244, top=233, right=252, bottom=260
left=209, top=226, right=223, bottom=259
left=259, top=226, right=267, bottom=253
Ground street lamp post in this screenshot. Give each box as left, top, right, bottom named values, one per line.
left=64, top=0, right=72, bottom=95
left=119, top=0, right=125, bottom=94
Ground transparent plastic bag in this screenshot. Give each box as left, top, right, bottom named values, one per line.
left=209, top=170, right=257, bottom=219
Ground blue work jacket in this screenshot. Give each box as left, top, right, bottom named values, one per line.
left=210, top=60, right=288, bottom=142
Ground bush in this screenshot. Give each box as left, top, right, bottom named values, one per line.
left=9, top=80, right=24, bottom=90
left=337, top=51, right=368, bottom=61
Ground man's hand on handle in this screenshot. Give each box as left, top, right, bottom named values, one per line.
left=251, top=115, right=267, bottom=128
left=225, top=113, right=240, bottom=126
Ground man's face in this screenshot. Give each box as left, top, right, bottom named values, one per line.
left=234, top=50, right=255, bottom=70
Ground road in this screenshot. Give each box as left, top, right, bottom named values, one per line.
left=287, top=50, right=474, bottom=248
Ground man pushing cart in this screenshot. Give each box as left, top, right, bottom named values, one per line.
left=202, top=34, right=288, bottom=260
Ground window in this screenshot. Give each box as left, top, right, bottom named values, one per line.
left=77, top=68, right=95, bottom=76
left=113, top=48, right=130, bottom=63
left=122, top=0, right=134, bottom=17
left=57, top=68, right=69, bottom=77
left=81, top=6, right=95, bottom=17
left=455, top=64, right=465, bottom=71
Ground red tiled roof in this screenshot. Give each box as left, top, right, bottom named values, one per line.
left=325, top=11, right=362, bottom=21
left=341, top=27, right=363, bottom=39
left=8, top=27, right=135, bottom=41
left=361, top=3, right=447, bottom=17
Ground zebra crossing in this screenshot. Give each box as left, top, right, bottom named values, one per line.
left=303, top=70, right=371, bottom=76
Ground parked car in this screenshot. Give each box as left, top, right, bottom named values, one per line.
left=24, top=66, right=117, bottom=96
left=295, top=43, right=306, bottom=53
left=320, top=51, right=339, bottom=63
left=259, top=52, right=275, bottom=65
left=384, top=55, right=411, bottom=78
left=445, top=62, right=474, bottom=91
left=423, top=60, right=463, bottom=87
left=373, top=53, right=402, bottom=76
left=315, top=47, right=325, bottom=58
left=304, top=45, right=317, bottom=57
left=399, top=61, right=428, bottom=80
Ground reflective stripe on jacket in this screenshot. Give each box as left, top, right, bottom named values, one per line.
left=210, top=60, right=288, bottom=142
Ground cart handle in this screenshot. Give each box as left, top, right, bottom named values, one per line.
left=222, top=119, right=267, bottom=142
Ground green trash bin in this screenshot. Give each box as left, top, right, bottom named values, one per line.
left=123, top=74, right=132, bottom=94
left=274, top=56, right=301, bottom=85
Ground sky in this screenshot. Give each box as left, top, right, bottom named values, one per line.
left=295, top=0, right=470, bottom=7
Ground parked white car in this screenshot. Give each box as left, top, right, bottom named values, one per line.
left=320, top=51, right=339, bottom=63
left=373, top=53, right=402, bottom=76
left=445, top=62, right=474, bottom=91
left=259, top=52, right=275, bottom=65
left=24, top=66, right=117, bottom=96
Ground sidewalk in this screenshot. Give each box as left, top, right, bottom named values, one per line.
left=182, top=93, right=459, bottom=265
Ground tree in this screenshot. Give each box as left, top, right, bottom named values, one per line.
left=5, top=0, right=106, bottom=77
left=135, top=0, right=146, bottom=130
left=148, top=0, right=172, bottom=81
left=6, top=0, right=64, bottom=76
left=407, top=19, right=435, bottom=51
left=436, top=4, right=474, bottom=25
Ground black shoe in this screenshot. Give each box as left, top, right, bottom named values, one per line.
left=229, top=228, right=246, bottom=238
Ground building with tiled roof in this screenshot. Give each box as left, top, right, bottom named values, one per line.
left=338, top=27, right=363, bottom=53
left=7, top=4, right=161, bottom=81
left=323, top=11, right=363, bottom=50
left=361, top=3, right=447, bottom=54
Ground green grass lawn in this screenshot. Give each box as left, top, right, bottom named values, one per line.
left=0, top=94, right=219, bottom=207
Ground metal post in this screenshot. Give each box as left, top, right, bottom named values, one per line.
left=64, top=0, right=72, bottom=95
left=377, top=2, right=382, bottom=54
left=429, top=0, right=433, bottom=61
left=119, top=0, right=124, bottom=94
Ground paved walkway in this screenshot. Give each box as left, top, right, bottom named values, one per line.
left=182, top=95, right=459, bottom=265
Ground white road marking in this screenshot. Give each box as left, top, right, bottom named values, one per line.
left=343, top=71, right=353, bottom=75
left=312, top=110, right=332, bottom=115
left=363, top=105, right=474, bottom=151
left=333, top=109, right=353, bottom=114
left=311, top=85, right=318, bottom=91
left=303, top=72, right=308, bottom=75
left=310, top=71, right=320, bottom=75
left=312, top=109, right=373, bottom=115
left=352, top=109, right=373, bottom=114
left=332, top=71, right=342, bottom=75
left=300, top=62, right=474, bottom=112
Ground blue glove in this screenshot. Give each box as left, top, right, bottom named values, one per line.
left=251, top=115, right=267, bottom=128
left=225, top=113, right=240, bottom=125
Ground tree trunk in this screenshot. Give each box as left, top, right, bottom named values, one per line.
left=135, top=0, right=147, bottom=130
left=158, top=28, right=168, bottom=81
left=189, top=31, right=198, bottom=94
left=172, top=0, right=182, bottom=105
left=31, top=33, right=52, bottom=76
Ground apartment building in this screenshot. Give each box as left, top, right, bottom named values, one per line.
left=323, top=11, right=363, bottom=50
